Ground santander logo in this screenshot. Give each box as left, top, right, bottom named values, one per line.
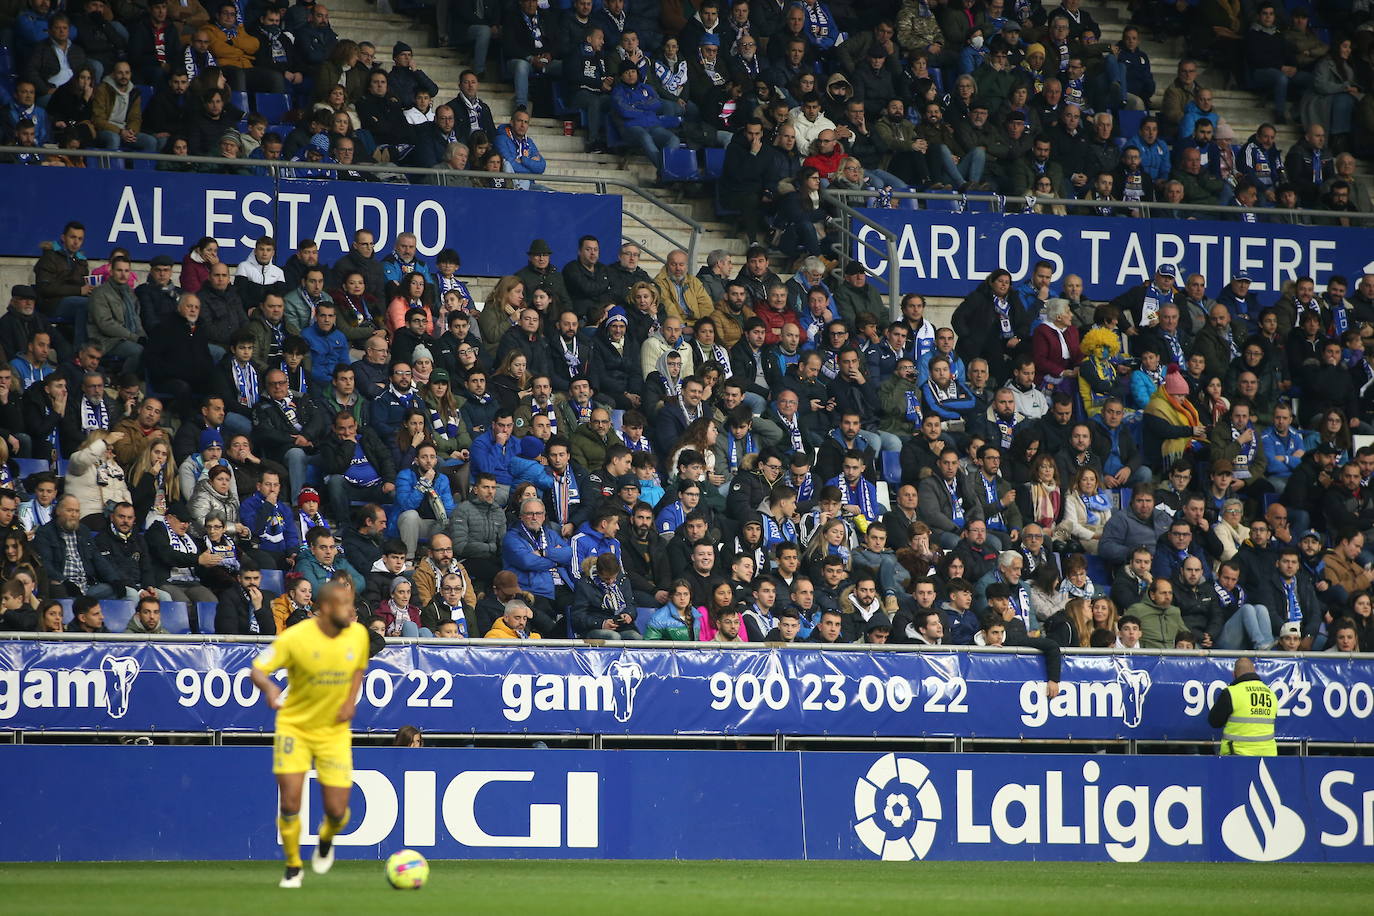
left=1220, top=760, right=1306, bottom=861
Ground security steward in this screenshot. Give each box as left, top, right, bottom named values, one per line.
left=1206, top=657, right=1278, bottom=756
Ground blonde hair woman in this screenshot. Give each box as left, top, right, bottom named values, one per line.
left=129, top=432, right=181, bottom=528
left=478, top=275, right=526, bottom=348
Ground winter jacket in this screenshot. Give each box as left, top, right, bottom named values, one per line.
left=187, top=478, right=242, bottom=537
left=570, top=572, right=638, bottom=636
left=470, top=429, right=552, bottom=491
left=1125, top=597, right=1187, bottom=649
left=451, top=495, right=506, bottom=560
left=92, top=526, right=156, bottom=592
left=1099, top=507, right=1171, bottom=565
left=65, top=440, right=133, bottom=520
left=33, top=519, right=99, bottom=588
left=501, top=523, right=574, bottom=599
left=295, top=548, right=365, bottom=594
left=644, top=602, right=709, bottom=640
left=86, top=280, right=145, bottom=353
left=392, top=468, right=456, bottom=534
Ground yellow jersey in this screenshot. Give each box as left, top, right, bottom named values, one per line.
left=252, top=620, right=370, bottom=738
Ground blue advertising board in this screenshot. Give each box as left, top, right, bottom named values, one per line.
left=2, top=746, right=1371, bottom=862
left=2, top=639, right=1372, bottom=743
left=0, top=166, right=622, bottom=276
left=850, top=207, right=1374, bottom=298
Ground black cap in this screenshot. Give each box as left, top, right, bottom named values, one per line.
left=969, top=97, right=990, bottom=111
left=843, top=261, right=865, bottom=276
left=1315, top=442, right=1340, bottom=456
left=527, top=238, right=552, bottom=256
left=615, top=473, right=640, bottom=492
left=166, top=501, right=190, bottom=520
left=865, top=612, right=893, bottom=632
left=11, top=284, right=36, bottom=299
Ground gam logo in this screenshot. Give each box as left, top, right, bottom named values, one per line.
left=501, top=654, right=644, bottom=723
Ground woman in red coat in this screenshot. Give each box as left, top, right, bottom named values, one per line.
left=1031, top=299, right=1083, bottom=390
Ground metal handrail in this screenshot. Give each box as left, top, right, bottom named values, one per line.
left=824, top=185, right=1374, bottom=222
left=3, top=631, right=1367, bottom=659
left=0, top=144, right=708, bottom=271
left=822, top=189, right=902, bottom=320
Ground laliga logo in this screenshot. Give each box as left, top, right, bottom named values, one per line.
left=100, top=655, right=140, bottom=718
left=1113, top=657, right=1152, bottom=727
left=1221, top=760, right=1306, bottom=861
left=853, top=753, right=942, bottom=860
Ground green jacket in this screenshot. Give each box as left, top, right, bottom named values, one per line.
left=1127, top=597, right=1187, bottom=649
left=878, top=375, right=922, bottom=436
left=1172, top=167, right=1224, bottom=205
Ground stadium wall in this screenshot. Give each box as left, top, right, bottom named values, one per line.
left=4, top=639, right=1374, bottom=742
left=1, top=746, right=1370, bottom=863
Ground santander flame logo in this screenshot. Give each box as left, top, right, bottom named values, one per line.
left=1220, top=760, right=1306, bottom=861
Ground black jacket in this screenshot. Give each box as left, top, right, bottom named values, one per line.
left=562, top=260, right=615, bottom=322
left=253, top=394, right=330, bottom=463
left=569, top=573, right=637, bottom=636
left=1172, top=576, right=1224, bottom=645
left=93, top=527, right=156, bottom=592
left=215, top=584, right=276, bottom=636
left=319, top=427, right=397, bottom=480
left=146, top=314, right=214, bottom=387
left=953, top=283, right=1032, bottom=369
left=145, top=521, right=203, bottom=585
left=32, top=520, right=99, bottom=588
left=618, top=527, right=672, bottom=605
left=1255, top=568, right=1322, bottom=641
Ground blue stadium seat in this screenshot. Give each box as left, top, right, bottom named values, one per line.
left=58, top=598, right=74, bottom=620
left=100, top=600, right=136, bottom=633
left=714, top=180, right=739, bottom=218
left=260, top=568, right=284, bottom=595
left=661, top=147, right=701, bottom=182
left=254, top=92, right=292, bottom=123
left=230, top=90, right=250, bottom=115
left=197, top=601, right=219, bottom=635
left=610, top=409, right=625, bottom=429
left=881, top=451, right=902, bottom=486
left=924, top=192, right=961, bottom=211
left=14, top=457, right=49, bottom=478
left=56, top=459, right=68, bottom=476
left=137, top=85, right=153, bottom=109
left=704, top=147, right=725, bottom=179
left=161, top=601, right=191, bottom=634
left=1117, top=109, right=1146, bottom=140
left=0, top=45, right=13, bottom=78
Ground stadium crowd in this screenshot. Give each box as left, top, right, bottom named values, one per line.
left=0, top=1, right=1371, bottom=664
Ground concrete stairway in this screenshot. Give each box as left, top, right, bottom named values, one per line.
left=325, top=0, right=751, bottom=274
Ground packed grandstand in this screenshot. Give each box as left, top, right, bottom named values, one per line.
left=0, top=0, right=1372, bottom=665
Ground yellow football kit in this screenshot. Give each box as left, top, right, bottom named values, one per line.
left=252, top=619, right=370, bottom=788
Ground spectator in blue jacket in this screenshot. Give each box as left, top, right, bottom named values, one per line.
left=492, top=108, right=547, bottom=187
left=501, top=495, right=575, bottom=624
left=1261, top=402, right=1305, bottom=494
left=392, top=443, right=456, bottom=559
left=1131, top=116, right=1172, bottom=187
left=470, top=409, right=552, bottom=504
left=2, top=80, right=51, bottom=145
left=238, top=469, right=300, bottom=569
left=302, top=301, right=350, bottom=392
left=370, top=361, right=423, bottom=440
left=381, top=232, right=433, bottom=289
left=611, top=60, right=680, bottom=177
left=920, top=356, right=976, bottom=421
left=569, top=507, right=624, bottom=580
left=1116, top=26, right=1155, bottom=108
left=1237, top=124, right=1286, bottom=202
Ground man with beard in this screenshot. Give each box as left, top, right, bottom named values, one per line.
left=618, top=500, right=672, bottom=607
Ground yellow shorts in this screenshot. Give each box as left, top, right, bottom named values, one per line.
left=272, top=730, right=353, bottom=788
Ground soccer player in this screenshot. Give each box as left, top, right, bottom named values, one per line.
left=250, top=580, right=370, bottom=888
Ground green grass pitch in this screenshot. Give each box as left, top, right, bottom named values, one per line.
left=2, top=860, right=1372, bottom=914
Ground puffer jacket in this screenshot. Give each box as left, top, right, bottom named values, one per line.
left=450, top=494, right=506, bottom=560
left=187, top=477, right=242, bottom=537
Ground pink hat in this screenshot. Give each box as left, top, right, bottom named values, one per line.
left=1163, top=367, right=1188, bottom=396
